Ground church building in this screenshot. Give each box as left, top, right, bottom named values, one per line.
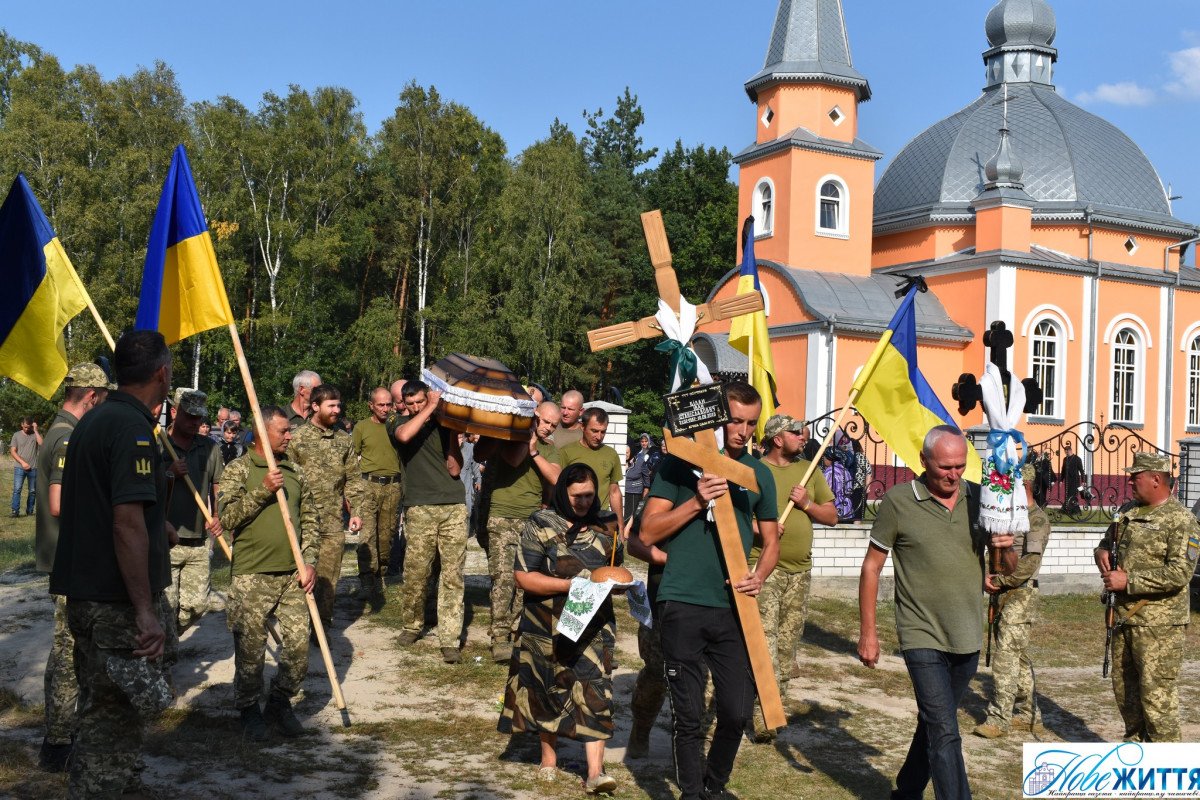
left=698, top=0, right=1200, bottom=459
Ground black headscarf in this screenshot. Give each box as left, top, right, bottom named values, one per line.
left=550, top=463, right=603, bottom=539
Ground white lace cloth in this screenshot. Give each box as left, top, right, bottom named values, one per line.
left=422, top=369, right=537, bottom=417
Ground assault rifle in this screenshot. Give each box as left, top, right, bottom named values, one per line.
left=1101, top=518, right=1126, bottom=677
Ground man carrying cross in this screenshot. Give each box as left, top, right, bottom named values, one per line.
left=641, top=380, right=779, bottom=800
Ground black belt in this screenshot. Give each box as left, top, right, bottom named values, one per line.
left=363, top=473, right=400, bottom=485
left=177, top=538, right=207, bottom=547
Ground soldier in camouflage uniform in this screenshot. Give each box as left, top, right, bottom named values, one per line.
left=163, top=388, right=225, bottom=638
left=975, top=463, right=1051, bottom=738
left=476, top=400, right=563, bottom=663
left=1094, top=451, right=1199, bottom=743
left=750, top=414, right=837, bottom=742
left=219, top=405, right=319, bottom=740
left=49, top=331, right=174, bottom=799
left=389, top=380, right=468, bottom=663
left=34, top=362, right=111, bottom=771
left=351, top=387, right=403, bottom=610
left=286, top=384, right=364, bottom=629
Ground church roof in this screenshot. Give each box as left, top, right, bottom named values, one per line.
left=706, top=260, right=974, bottom=343
left=732, top=125, right=883, bottom=165
left=744, top=0, right=871, bottom=102
left=873, top=84, right=1191, bottom=237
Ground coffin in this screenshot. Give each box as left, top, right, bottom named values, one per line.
left=422, top=354, right=536, bottom=442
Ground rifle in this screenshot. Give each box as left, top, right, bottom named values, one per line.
left=1101, top=518, right=1126, bottom=677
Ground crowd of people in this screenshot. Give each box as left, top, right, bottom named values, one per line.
left=17, top=340, right=1200, bottom=799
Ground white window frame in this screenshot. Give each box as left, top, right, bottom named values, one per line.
left=1188, top=336, right=1200, bottom=429
left=754, top=177, right=776, bottom=238
left=815, top=175, right=848, bottom=239
left=1028, top=319, right=1064, bottom=419
left=1110, top=327, right=1143, bottom=425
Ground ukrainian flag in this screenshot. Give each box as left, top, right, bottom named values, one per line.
left=136, top=145, right=233, bottom=344
left=852, top=283, right=983, bottom=482
left=727, top=217, right=778, bottom=439
left=0, top=175, right=89, bottom=399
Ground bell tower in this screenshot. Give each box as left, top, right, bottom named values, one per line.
left=736, top=0, right=881, bottom=275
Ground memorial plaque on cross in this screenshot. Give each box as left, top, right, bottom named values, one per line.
left=586, top=210, right=785, bottom=729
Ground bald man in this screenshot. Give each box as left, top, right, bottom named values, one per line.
left=353, top=387, right=403, bottom=609
left=554, top=389, right=584, bottom=447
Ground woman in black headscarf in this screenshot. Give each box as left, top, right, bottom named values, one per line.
left=497, top=463, right=624, bottom=794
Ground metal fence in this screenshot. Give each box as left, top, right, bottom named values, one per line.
left=801, top=410, right=1177, bottom=524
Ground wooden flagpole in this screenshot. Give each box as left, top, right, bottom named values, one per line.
left=225, top=322, right=346, bottom=711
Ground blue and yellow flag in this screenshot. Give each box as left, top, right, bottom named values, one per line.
left=136, top=145, right=233, bottom=344
left=727, top=217, right=778, bottom=439
left=851, top=283, right=983, bottom=482
left=0, top=175, right=89, bottom=399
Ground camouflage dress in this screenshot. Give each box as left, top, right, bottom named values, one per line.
left=497, top=508, right=622, bottom=742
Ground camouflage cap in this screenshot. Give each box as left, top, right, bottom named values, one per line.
left=173, top=388, right=208, bottom=418
left=1021, top=463, right=1036, bottom=483
left=1123, top=452, right=1172, bottom=474
left=762, top=414, right=804, bottom=441
left=64, top=362, right=114, bottom=390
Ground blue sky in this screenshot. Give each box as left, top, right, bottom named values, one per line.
left=5, top=1, right=1199, bottom=224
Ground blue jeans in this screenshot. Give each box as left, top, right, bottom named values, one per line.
left=893, top=648, right=979, bottom=800
left=11, top=466, right=34, bottom=514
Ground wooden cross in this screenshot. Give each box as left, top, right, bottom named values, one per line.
left=951, top=321, right=1043, bottom=416
left=587, top=210, right=784, bottom=729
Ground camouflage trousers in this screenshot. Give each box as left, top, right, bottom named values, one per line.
left=752, top=568, right=810, bottom=736
left=314, top=528, right=346, bottom=627
left=166, top=540, right=211, bottom=633
left=45, top=594, right=78, bottom=745
left=485, top=516, right=526, bottom=645
left=398, top=504, right=468, bottom=648
left=1112, top=623, right=1186, bottom=742
left=984, top=586, right=1040, bottom=729
left=356, top=479, right=401, bottom=579
left=631, top=621, right=667, bottom=728
left=66, top=596, right=170, bottom=800
left=227, top=572, right=310, bottom=709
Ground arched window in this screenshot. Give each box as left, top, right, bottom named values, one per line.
left=1188, top=337, right=1200, bottom=428
left=1030, top=320, right=1062, bottom=418
left=815, top=176, right=848, bottom=237
left=754, top=178, right=775, bottom=237
left=1111, top=328, right=1140, bottom=423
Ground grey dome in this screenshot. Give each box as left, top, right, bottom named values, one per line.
left=873, top=84, right=1183, bottom=232
left=985, top=0, right=1056, bottom=49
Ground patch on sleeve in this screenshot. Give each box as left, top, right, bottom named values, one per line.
left=135, top=436, right=151, bottom=447
left=133, top=454, right=153, bottom=478
left=1188, top=536, right=1199, bottom=562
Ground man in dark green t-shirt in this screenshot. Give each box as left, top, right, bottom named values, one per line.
left=49, top=330, right=173, bottom=798
left=219, top=405, right=318, bottom=740
left=477, top=400, right=563, bottom=662
left=560, top=406, right=623, bottom=519
left=641, top=381, right=779, bottom=800
left=389, top=379, right=467, bottom=663
left=858, top=425, right=1012, bottom=800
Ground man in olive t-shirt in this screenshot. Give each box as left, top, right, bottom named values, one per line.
left=389, top=380, right=467, bottom=662
left=750, top=414, right=838, bottom=741
left=220, top=405, right=318, bottom=740
left=559, top=406, right=623, bottom=520
left=858, top=426, right=1012, bottom=800
left=49, top=330, right=173, bottom=798
left=477, top=400, right=562, bottom=662
left=352, top=387, right=403, bottom=608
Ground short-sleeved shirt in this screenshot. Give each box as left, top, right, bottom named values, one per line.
left=560, top=441, right=623, bottom=510
left=218, top=450, right=318, bottom=575
left=752, top=458, right=834, bottom=573
left=11, top=429, right=39, bottom=465
left=35, top=409, right=79, bottom=573
left=286, top=405, right=308, bottom=431
left=388, top=415, right=464, bottom=507
left=649, top=451, right=778, bottom=609
left=164, top=432, right=224, bottom=539
left=489, top=441, right=561, bottom=519
left=870, top=477, right=985, bottom=654
left=352, top=417, right=401, bottom=477
left=49, top=391, right=169, bottom=602
left=553, top=425, right=583, bottom=448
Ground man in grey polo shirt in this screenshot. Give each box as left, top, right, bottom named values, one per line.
left=858, top=425, right=1013, bottom=800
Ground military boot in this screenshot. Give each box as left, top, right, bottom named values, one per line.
left=357, top=574, right=375, bottom=601
left=239, top=704, right=269, bottom=742
left=37, top=737, right=72, bottom=772
left=264, top=693, right=304, bottom=738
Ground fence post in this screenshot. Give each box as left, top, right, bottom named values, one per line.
left=1177, top=436, right=1200, bottom=510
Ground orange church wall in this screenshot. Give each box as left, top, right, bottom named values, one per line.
left=705, top=266, right=814, bottom=330
left=1033, top=225, right=1179, bottom=269
left=739, top=150, right=794, bottom=266
left=872, top=226, right=974, bottom=268
left=753, top=84, right=860, bottom=144
left=770, top=335, right=810, bottom=417
left=1095, top=280, right=1162, bottom=436
left=1011, top=270, right=1087, bottom=436
left=1031, top=225, right=1090, bottom=260
left=975, top=205, right=1032, bottom=253
left=922, top=271, right=988, bottom=430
